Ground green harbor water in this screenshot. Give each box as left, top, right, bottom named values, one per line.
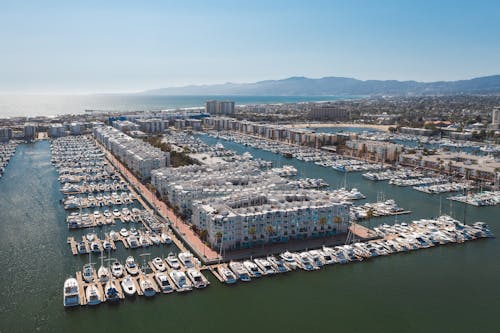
left=0, top=140, right=499, bottom=333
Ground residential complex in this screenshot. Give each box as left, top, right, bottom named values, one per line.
left=93, top=126, right=170, bottom=180
left=192, top=190, right=349, bottom=250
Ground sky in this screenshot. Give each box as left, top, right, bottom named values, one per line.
left=0, top=0, right=499, bottom=93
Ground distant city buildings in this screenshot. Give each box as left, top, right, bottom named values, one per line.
left=490, top=107, right=500, bottom=130
left=23, top=123, right=37, bottom=140
left=307, top=105, right=350, bottom=121
left=205, top=100, right=235, bottom=115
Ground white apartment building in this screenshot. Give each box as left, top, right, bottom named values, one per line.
left=192, top=190, right=350, bottom=250
left=94, top=126, right=169, bottom=180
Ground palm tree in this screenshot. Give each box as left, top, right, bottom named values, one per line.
left=333, top=216, right=342, bottom=232
left=200, top=229, right=208, bottom=242
left=248, top=226, right=256, bottom=240
left=265, top=225, right=275, bottom=240
left=365, top=208, right=374, bottom=229
left=215, top=231, right=223, bottom=244
left=318, top=216, right=327, bottom=229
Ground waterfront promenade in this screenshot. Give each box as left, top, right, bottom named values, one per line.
left=96, top=140, right=221, bottom=263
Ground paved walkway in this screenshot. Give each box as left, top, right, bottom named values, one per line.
left=97, top=141, right=221, bottom=263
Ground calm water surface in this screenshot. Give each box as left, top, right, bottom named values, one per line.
left=0, top=140, right=499, bottom=333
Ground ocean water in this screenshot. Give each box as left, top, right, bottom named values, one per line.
left=0, top=94, right=357, bottom=118
left=0, top=140, right=499, bottom=332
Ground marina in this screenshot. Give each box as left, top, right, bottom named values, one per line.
left=1, top=134, right=499, bottom=332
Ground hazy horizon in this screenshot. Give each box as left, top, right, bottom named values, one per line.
left=1, top=0, right=500, bottom=94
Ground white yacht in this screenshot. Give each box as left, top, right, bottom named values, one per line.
left=119, top=228, right=128, bottom=237
left=243, top=260, right=262, bottom=277
left=229, top=261, right=251, bottom=281
left=186, top=268, right=207, bottom=289
left=109, top=230, right=119, bottom=241
left=178, top=252, right=195, bottom=268
left=169, top=270, right=192, bottom=292
left=127, top=235, right=139, bottom=248
left=149, top=233, right=161, bottom=245
left=217, top=266, right=237, bottom=284
left=125, top=256, right=139, bottom=275
left=155, top=272, right=174, bottom=294
left=166, top=253, right=181, bottom=269
left=139, top=275, right=156, bottom=297
left=104, top=279, right=120, bottom=302
left=121, top=275, right=136, bottom=297
left=280, top=251, right=298, bottom=270
left=161, top=233, right=172, bottom=244
left=307, top=250, right=324, bottom=268
left=85, top=284, right=102, bottom=306
left=82, top=263, right=94, bottom=282
left=152, top=257, right=167, bottom=272
left=63, top=277, right=80, bottom=307
left=254, top=258, right=275, bottom=275
left=267, top=256, right=289, bottom=273
left=111, top=261, right=123, bottom=278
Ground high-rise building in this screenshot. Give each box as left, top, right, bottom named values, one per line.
left=219, top=101, right=235, bottom=114
left=23, top=123, right=37, bottom=140
left=493, top=107, right=500, bottom=126
left=205, top=100, right=235, bottom=115
left=205, top=100, right=219, bottom=114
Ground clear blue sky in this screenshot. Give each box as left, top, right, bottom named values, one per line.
left=1, top=0, right=499, bottom=93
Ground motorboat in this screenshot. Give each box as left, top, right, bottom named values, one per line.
left=186, top=268, right=207, bottom=289
left=267, top=256, right=288, bottom=273
left=229, top=261, right=251, bottom=282
left=111, top=261, right=123, bottom=278
left=77, top=241, right=87, bottom=254
left=109, top=230, right=119, bottom=241
left=243, top=260, right=262, bottom=277
left=295, top=252, right=315, bottom=271
left=63, top=277, right=80, bottom=307
left=149, top=233, right=160, bottom=245
left=119, top=228, right=128, bottom=237
left=307, top=250, right=324, bottom=268
left=254, top=258, right=275, bottom=275
left=139, top=235, right=149, bottom=247
left=102, top=241, right=112, bottom=251
left=125, top=256, right=139, bottom=275
left=86, top=233, right=96, bottom=242
left=112, top=208, right=121, bottom=217
left=152, top=257, right=167, bottom=272
left=85, top=284, right=102, bottom=306
left=161, top=233, right=172, bottom=244
left=139, top=275, right=156, bottom=297
left=280, top=251, right=298, bottom=270
left=91, top=242, right=101, bottom=253
left=104, top=280, right=120, bottom=302
left=217, top=266, right=237, bottom=284
left=121, top=275, right=136, bottom=297
left=155, top=272, right=174, bottom=294
left=178, top=252, right=195, bottom=268
left=129, top=227, right=138, bottom=236
left=82, top=263, right=94, bottom=282
left=166, top=253, right=181, bottom=269
left=169, top=270, right=192, bottom=292
left=127, top=235, right=139, bottom=248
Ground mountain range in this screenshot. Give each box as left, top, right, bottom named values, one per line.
left=141, top=75, right=500, bottom=96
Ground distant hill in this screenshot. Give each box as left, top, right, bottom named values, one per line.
left=141, top=75, right=500, bottom=96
